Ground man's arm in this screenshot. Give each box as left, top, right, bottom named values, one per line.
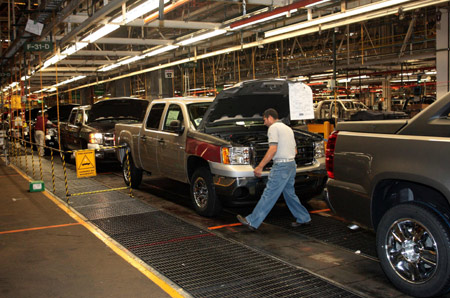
left=253, top=144, right=277, bottom=177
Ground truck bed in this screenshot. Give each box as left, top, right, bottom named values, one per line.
left=336, top=119, right=408, bottom=134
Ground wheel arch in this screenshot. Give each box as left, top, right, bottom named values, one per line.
left=372, top=179, right=450, bottom=231
left=187, top=155, right=210, bottom=182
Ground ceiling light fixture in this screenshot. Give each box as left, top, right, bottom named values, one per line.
left=304, top=0, right=331, bottom=8
left=82, top=24, right=120, bottom=43
left=112, top=0, right=170, bottom=24
left=61, top=42, right=89, bottom=56
left=54, top=75, right=86, bottom=87
left=177, top=30, right=226, bottom=46
left=265, top=0, right=411, bottom=38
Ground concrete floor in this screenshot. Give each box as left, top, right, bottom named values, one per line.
left=0, top=159, right=171, bottom=298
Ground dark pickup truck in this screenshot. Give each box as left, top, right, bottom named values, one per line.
left=60, top=97, right=149, bottom=160
left=326, top=91, right=450, bottom=297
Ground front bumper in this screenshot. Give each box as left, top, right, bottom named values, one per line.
left=87, top=143, right=117, bottom=160
left=210, top=158, right=327, bottom=205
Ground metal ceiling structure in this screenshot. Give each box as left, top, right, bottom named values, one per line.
left=0, top=0, right=448, bottom=100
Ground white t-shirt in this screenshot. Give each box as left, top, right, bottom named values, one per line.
left=267, top=120, right=296, bottom=160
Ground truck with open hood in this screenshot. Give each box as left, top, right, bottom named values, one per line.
left=115, top=79, right=327, bottom=216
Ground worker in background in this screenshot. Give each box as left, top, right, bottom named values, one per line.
left=237, top=108, right=311, bottom=231
left=34, top=111, right=55, bottom=157
left=378, top=98, right=384, bottom=111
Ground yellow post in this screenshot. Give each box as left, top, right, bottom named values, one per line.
left=324, top=121, right=331, bottom=144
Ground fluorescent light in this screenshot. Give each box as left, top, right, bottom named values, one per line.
left=143, top=45, right=179, bottom=57
left=231, top=10, right=297, bottom=30
left=99, top=64, right=121, bottom=72
left=111, top=0, right=170, bottom=24
left=41, top=54, right=66, bottom=70
left=425, top=70, right=437, bottom=75
left=99, top=45, right=179, bottom=72
left=391, top=79, right=416, bottom=83
left=265, top=0, right=411, bottom=38
left=54, top=75, right=86, bottom=87
left=310, top=73, right=332, bottom=78
left=82, top=24, right=120, bottom=43
left=305, top=0, right=331, bottom=8
left=61, top=42, right=88, bottom=56
left=177, top=30, right=226, bottom=46
left=338, top=78, right=352, bottom=83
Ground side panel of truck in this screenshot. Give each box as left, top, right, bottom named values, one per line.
left=328, top=131, right=450, bottom=227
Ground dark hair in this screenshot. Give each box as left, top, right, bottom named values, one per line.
left=263, top=108, right=279, bottom=120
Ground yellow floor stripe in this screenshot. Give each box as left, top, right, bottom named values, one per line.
left=9, top=161, right=185, bottom=298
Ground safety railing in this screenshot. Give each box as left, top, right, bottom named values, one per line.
left=4, top=133, right=133, bottom=204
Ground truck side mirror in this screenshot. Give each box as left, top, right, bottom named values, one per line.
left=168, top=120, right=184, bottom=134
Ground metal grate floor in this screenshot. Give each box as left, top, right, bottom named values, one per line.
left=92, top=212, right=360, bottom=298
left=266, top=212, right=377, bottom=258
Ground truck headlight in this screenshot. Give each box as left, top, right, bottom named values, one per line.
left=314, top=141, right=325, bottom=159
left=222, top=147, right=251, bottom=165
left=89, top=133, right=103, bottom=144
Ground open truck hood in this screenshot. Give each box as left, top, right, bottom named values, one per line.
left=89, top=98, right=149, bottom=122
left=199, top=79, right=306, bottom=129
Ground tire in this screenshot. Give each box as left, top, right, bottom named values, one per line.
left=190, top=167, right=221, bottom=217
left=376, top=203, right=450, bottom=297
left=122, top=153, right=142, bottom=189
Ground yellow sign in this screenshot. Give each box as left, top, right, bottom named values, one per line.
left=11, top=95, right=21, bottom=109
left=75, top=149, right=97, bottom=178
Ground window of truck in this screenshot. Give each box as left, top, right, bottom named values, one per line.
left=146, top=104, right=165, bottom=129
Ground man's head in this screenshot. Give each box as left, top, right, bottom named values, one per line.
left=262, top=108, right=279, bottom=127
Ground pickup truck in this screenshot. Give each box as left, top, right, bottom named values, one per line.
left=325, top=91, right=450, bottom=297
left=116, top=79, right=327, bottom=217
left=60, top=97, right=149, bottom=160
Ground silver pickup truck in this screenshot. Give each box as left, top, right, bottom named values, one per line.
left=116, top=79, right=327, bottom=217
left=325, top=91, right=450, bottom=297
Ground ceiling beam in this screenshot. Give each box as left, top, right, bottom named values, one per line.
left=75, top=50, right=141, bottom=56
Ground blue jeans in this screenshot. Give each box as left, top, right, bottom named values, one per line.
left=246, top=161, right=311, bottom=229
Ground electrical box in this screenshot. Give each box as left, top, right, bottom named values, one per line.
left=29, top=181, right=45, bottom=192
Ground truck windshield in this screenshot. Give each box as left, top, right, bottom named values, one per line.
left=187, top=102, right=212, bottom=128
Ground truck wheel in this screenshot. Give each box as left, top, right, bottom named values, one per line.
left=376, top=203, right=450, bottom=297
left=122, top=154, right=142, bottom=189
left=190, top=167, right=221, bottom=217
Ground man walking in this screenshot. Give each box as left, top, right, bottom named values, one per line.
left=237, top=108, right=311, bottom=231
left=34, top=111, right=54, bottom=157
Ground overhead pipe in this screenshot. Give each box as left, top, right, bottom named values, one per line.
left=229, top=0, right=325, bottom=30
left=144, top=0, right=191, bottom=24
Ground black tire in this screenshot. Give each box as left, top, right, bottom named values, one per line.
left=376, top=203, right=450, bottom=297
left=190, top=167, right=221, bottom=217
left=122, top=153, right=142, bottom=189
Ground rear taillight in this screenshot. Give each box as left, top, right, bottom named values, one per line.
left=325, top=131, right=338, bottom=179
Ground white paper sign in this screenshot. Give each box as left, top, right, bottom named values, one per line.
left=25, top=19, right=44, bottom=36
left=289, top=82, right=314, bottom=120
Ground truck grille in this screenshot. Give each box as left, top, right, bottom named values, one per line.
left=253, top=141, right=314, bottom=170
left=104, top=133, right=115, bottom=146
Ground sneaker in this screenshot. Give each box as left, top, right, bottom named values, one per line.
left=237, top=215, right=256, bottom=231
left=291, top=221, right=311, bottom=228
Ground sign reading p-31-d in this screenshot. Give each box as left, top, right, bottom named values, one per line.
left=24, top=42, right=53, bottom=52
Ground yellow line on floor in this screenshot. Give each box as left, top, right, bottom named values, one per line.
left=0, top=223, right=81, bottom=235
left=10, top=162, right=185, bottom=298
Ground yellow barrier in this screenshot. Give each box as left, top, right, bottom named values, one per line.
left=6, top=135, right=133, bottom=203
left=307, top=121, right=334, bottom=143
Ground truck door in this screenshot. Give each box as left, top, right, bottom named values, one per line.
left=157, top=104, right=187, bottom=182
left=65, top=108, right=82, bottom=150
left=139, top=103, right=165, bottom=175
